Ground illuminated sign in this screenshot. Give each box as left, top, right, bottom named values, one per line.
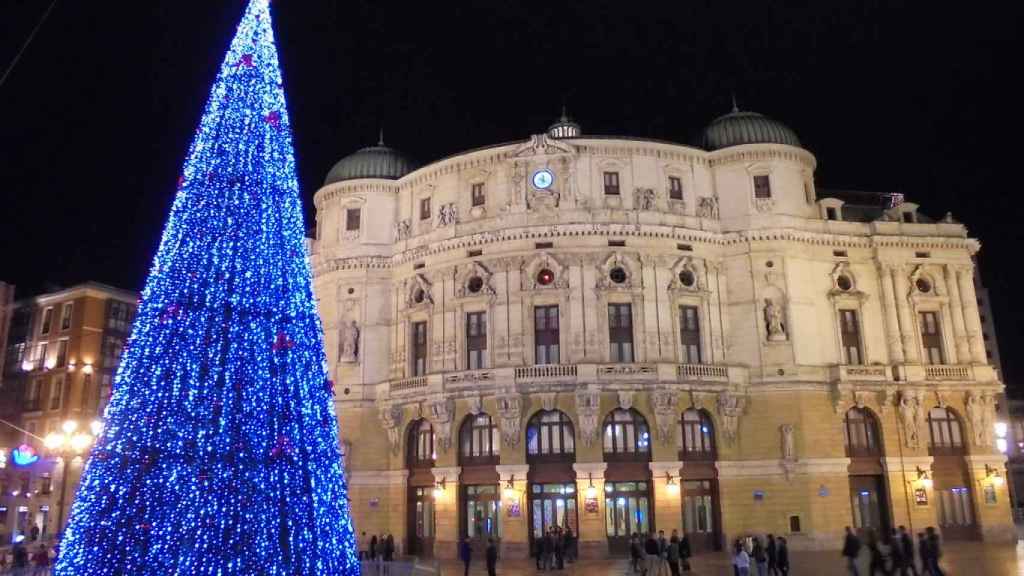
left=12, top=444, right=39, bottom=467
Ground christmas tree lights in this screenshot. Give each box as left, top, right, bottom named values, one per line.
left=54, top=1, right=358, bottom=574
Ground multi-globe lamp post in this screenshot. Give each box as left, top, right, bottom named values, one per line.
left=44, top=419, right=102, bottom=535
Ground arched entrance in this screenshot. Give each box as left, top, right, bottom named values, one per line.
left=602, top=408, right=653, bottom=556
left=526, top=409, right=578, bottom=557
left=927, top=406, right=979, bottom=540
left=458, top=412, right=501, bottom=555
left=406, top=418, right=436, bottom=557
left=679, top=408, right=721, bottom=553
left=843, top=407, right=892, bottom=536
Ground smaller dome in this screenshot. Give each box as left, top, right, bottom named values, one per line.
left=324, top=135, right=417, bottom=185
left=547, top=107, right=582, bottom=139
left=699, top=106, right=801, bottom=151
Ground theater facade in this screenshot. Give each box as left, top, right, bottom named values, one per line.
left=309, top=110, right=1013, bottom=559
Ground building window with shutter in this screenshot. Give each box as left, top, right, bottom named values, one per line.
left=534, top=306, right=560, bottom=365
left=345, top=208, right=361, bottom=231
left=603, top=172, right=620, bottom=195
left=40, top=308, right=53, bottom=335
left=839, top=309, right=863, bottom=365
left=412, top=322, right=428, bottom=376
left=471, top=183, right=485, bottom=207
left=753, top=175, right=771, bottom=199
left=919, top=311, right=945, bottom=365
left=608, top=303, right=634, bottom=363
left=679, top=306, right=702, bottom=364
left=60, top=303, right=73, bottom=331
left=466, top=312, right=487, bottom=369
left=669, top=176, right=683, bottom=201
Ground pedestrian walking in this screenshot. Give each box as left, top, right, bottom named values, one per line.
left=369, top=534, right=378, bottom=561
left=564, top=526, right=576, bottom=563
left=644, top=532, right=660, bottom=576
left=775, top=537, right=789, bottom=576
left=679, top=532, right=692, bottom=573
left=733, top=539, right=751, bottom=576
left=486, top=537, right=498, bottom=576
left=460, top=537, right=473, bottom=576
left=752, top=536, right=767, bottom=576
left=765, top=534, right=778, bottom=576
left=358, top=531, right=368, bottom=561
left=666, top=533, right=680, bottom=576
left=554, top=527, right=564, bottom=570
left=12, top=544, right=29, bottom=576
left=923, top=527, right=943, bottom=576
left=31, top=545, right=50, bottom=576
left=842, top=526, right=861, bottom=576
left=898, top=526, right=918, bottom=576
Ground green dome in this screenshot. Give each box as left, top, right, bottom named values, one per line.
left=699, top=109, right=801, bottom=151
left=324, top=143, right=417, bottom=185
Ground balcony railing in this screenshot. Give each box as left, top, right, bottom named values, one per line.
left=390, top=376, right=428, bottom=393
left=514, top=364, right=578, bottom=382
left=924, top=365, right=972, bottom=381
left=677, top=363, right=729, bottom=381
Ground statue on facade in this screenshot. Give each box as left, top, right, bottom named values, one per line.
left=394, top=219, right=411, bottom=241
left=697, top=196, right=719, bottom=219
left=898, top=391, right=924, bottom=448
left=339, top=319, right=360, bottom=363
left=634, top=187, right=656, bottom=210
left=965, top=392, right=991, bottom=447
left=437, top=203, right=458, bottom=227
left=764, top=298, right=787, bottom=341
left=780, top=424, right=796, bottom=461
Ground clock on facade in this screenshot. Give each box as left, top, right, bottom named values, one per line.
left=532, top=169, right=554, bottom=189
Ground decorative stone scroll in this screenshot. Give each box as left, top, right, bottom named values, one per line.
left=406, top=274, right=434, bottom=309
left=649, top=389, right=678, bottom=445
left=617, top=390, right=634, bottom=411
left=455, top=260, right=497, bottom=299
left=378, top=403, right=404, bottom=453
left=427, top=398, right=456, bottom=452
left=496, top=393, right=523, bottom=447
left=717, top=391, right=746, bottom=445
left=575, top=387, right=601, bottom=447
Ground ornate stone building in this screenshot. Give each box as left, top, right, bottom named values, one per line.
left=310, top=109, right=1012, bottom=559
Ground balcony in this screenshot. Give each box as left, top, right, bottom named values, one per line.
left=676, top=363, right=729, bottom=382
left=924, top=364, right=972, bottom=381
left=390, top=376, right=428, bottom=394
left=514, top=364, right=578, bottom=384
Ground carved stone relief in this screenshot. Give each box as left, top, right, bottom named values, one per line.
left=575, top=388, right=601, bottom=446
left=717, top=391, right=746, bottom=445
left=649, top=389, right=678, bottom=445
left=496, top=393, right=523, bottom=447
left=696, top=196, right=719, bottom=219
left=428, top=398, right=456, bottom=452
left=617, top=390, right=634, bottom=411
left=378, top=403, right=404, bottom=453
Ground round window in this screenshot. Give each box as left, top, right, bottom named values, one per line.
left=467, top=276, right=484, bottom=294
left=413, top=288, right=425, bottom=304
left=915, top=278, right=932, bottom=294
left=678, top=270, right=696, bottom=287
left=537, top=269, right=555, bottom=286
left=836, top=275, right=853, bottom=291
left=609, top=267, right=627, bottom=284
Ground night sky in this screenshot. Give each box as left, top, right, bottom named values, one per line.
left=1, top=2, right=1020, bottom=385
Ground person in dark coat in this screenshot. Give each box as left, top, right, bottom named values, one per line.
left=898, top=526, right=917, bottom=576
left=644, top=532, right=660, bottom=576
left=384, top=534, right=395, bottom=562
left=679, top=532, right=692, bottom=573
left=842, top=526, right=861, bottom=576
left=542, top=530, right=555, bottom=571
left=923, top=527, right=943, bottom=576
left=486, top=537, right=498, bottom=576
left=775, top=537, right=789, bottom=576
left=459, top=537, right=473, bottom=576
left=12, top=544, right=28, bottom=569
left=765, top=534, right=778, bottom=576
left=369, top=534, right=378, bottom=560
left=630, top=533, right=643, bottom=573
left=554, top=527, right=564, bottom=570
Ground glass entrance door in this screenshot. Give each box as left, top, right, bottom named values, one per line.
left=529, top=483, right=578, bottom=555
left=409, top=487, right=435, bottom=557
left=464, top=485, right=502, bottom=555
left=604, top=481, right=651, bottom=556
left=682, top=480, right=720, bottom=553
left=937, top=486, right=977, bottom=540
left=849, top=475, right=890, bottom=536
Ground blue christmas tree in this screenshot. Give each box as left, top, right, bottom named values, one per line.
left=55, top=1, right=358, bottom=573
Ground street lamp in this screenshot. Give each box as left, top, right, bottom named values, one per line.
left=44, top=419, right=100, bottom=535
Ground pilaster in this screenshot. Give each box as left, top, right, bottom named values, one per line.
left=573, top=462, right=609, bottom=559
left=955, top=265, right=988, bottom=364
left=496, top=464, right=531, bottom=559
left=432, top=466, right=461, bottom=559
left=650, top=461, right=684, bottom=535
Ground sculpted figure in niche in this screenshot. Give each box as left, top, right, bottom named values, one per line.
left=339, top=319, right=360, bottom=363
left=764, top=298, right=787, bottom=341
left=780, top=424, right=796, bottom=461
left=697, top=196, right=719, bottom=219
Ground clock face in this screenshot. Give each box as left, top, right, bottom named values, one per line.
left=532, top=169, right=554, bottom=190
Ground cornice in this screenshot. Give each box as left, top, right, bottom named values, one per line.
left=314, top=180, right=400, bottom=210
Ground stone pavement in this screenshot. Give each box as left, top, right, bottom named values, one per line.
left=401, top=541, right=1024, bottom=575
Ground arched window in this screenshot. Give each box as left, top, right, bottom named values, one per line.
left=844, top=407, right=882, bottom=457
left=603, top=408, right=651, bottom=460
left=407, top=419, right=435, bottom=468
left=460, top=413, right=500, bottom=465
left=526, top=410, right=575, bottom=460
left=680, top=409, right=716, bottom=461
left=928, top=407, right=965, bottom=455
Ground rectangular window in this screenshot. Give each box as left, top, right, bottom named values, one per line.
left=603, top=171, right=620, bottom=195
left=60, top=303, right=73, bottom=331
left=679, top=306, right=702, bottom=364
left=82, top=373, right=93, bottom=410
left=25, top=379, right=42, bottom=411
left=99, top=374, right=113, bottom=411
left=345, top=208, right=361, bottom=231
left=919, top=311, right=945, bottom=365
left=466, top=312, right=487, bottom=370
left=103, top=336, right=125, bottom=368
left=40, top=308, right=53, bottom=335
left=49, top=377, right=64, bottom=411
left=420, top=197, right=432, bottom=220
left=608, top=303, right=634, bottom=363
left=826, top=207, right=838, bottom=221
left=55, top=339, right=68, bottom=368
left=412, top=321, right=428, bottom=376
left=839, top=310, right=863, bottom=365
left=36, top=342, right=48, bottom=370
left=107, top=301, right=132, bottom=331
left=40, top=475, right=52, bottom=495
left=534, top=305, right=560, bottom=365
left=471, top=183, right=485, bottom=207
left=753, top=175, right=771, bottom=199
left=669, top=176, right=683, bottom=200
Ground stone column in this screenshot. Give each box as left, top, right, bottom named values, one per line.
left=943, top=265, right=970, bottom=364
left=956, top=265, right=988, bottom=364
left=573, top=462, right=609, bottom=559
left=891, top=265, right=921, bottom=364
left=649, top=461, right=684, bottom=535
left=877, top=262, right=905, bottom=364
left=431, top=466, right=461, bottom=559
left=496, top=464, right=531, bottom=559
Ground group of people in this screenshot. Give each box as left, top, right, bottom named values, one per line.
left=731, top=534, right=789, bottom=576
left=458, top=537, right=498, bottom=576
left=842, top=525, right=945, bottom=575
left=533, top=526, right=576, bottom=570
left=0, top=543, right=54, bottom=575
left=356, top=532, right=396, bottom=574
left=630, top=530, right=693, bottom=576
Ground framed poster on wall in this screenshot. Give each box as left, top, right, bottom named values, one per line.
left=584, top=497, right=600, bottom=515
left=914, top=488, right=928, bottom=506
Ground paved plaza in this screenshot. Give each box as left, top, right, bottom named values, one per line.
left=399, top=541, right=1024, bottom=575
